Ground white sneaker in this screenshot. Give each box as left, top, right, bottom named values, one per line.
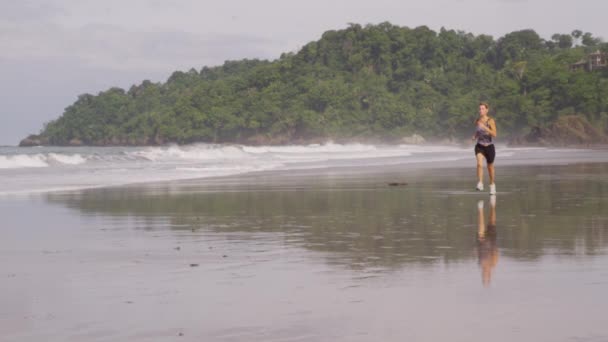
left=489, top=183, right=496, bottom=195
left=476, top=182, right=484, bottom=191
left=477, top=200, right=484, bottom=210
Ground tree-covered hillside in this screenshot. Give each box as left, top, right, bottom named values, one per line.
left=23, top=23, right=608, bottom=146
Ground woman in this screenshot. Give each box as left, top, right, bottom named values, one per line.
left=472, top=102, right=497, bottom=194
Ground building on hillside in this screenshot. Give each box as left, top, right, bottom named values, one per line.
left=570, top=50, right=608, bottom=71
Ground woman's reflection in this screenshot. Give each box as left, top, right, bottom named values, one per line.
left=477, top=195, right=497, bottom=287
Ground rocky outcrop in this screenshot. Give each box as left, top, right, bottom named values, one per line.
left=400, top=134, right=426, bottom=145
left=19, top=134, right=49, bottom=147
left=510, top=115, right=608, bottom=146
left=68, top=138, right=83, bottom=146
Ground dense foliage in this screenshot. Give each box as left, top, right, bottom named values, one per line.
left=35, top=23, right=608, bottom=145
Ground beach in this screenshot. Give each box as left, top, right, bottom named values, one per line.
left=2, top=145, right=608, bottom=341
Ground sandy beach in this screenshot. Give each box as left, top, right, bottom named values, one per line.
left=2, top=151, right=608, bottom=341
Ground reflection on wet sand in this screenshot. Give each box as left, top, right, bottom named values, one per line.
left=42, top=163, right=608, bottom=272
left=477, top=195, right=498, bottom=287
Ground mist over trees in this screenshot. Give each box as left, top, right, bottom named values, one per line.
left=30, top=23, right=608, bottom=146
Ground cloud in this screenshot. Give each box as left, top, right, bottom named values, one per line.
left=0, top=1, right=65, bottom=23
left=1, top=22, right=284, bottom=73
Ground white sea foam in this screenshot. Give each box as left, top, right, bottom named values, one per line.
left=0, top=153, right=89, bottom=169
left=128, top=144, right=250, bottom=162
left=47, top=153, right=87, bottom=165
left=0, top=154, right=49, bottom=169
left=241, top=142, right=377, bottom=154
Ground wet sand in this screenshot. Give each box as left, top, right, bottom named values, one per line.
left=2, top=160, right=608, bottom=341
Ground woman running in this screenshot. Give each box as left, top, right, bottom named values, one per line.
left=472, top=102, right=497, bottom=194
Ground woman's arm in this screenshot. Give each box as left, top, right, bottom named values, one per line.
left=487, top=119, right=497, bottom=137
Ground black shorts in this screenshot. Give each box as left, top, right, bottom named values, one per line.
left=475, top=143, right=495, bottom=164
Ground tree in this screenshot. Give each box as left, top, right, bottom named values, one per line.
left=582, top=32, right=601, bottom=47
left=552, top=34, right=573, bottom=49
left=495, top=29, right=545, bottom=68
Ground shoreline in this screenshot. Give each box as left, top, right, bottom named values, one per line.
left=3, top=143, right=608, bottom=198
left=38, top=150, right=608, bottom=197
left=14, top=138, right=608, bottom=150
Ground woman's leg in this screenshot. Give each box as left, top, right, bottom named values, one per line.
left=476, top=153, right=485, bottom=184
left=486, top=145, right=496, bottom=185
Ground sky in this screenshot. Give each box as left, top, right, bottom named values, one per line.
left=1, top=0, right=607, bottom=146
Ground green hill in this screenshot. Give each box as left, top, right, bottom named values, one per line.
left=20, top=23, right=608, bottom=146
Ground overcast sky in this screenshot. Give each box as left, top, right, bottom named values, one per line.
left=1, top=0, right=607, bottom=146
